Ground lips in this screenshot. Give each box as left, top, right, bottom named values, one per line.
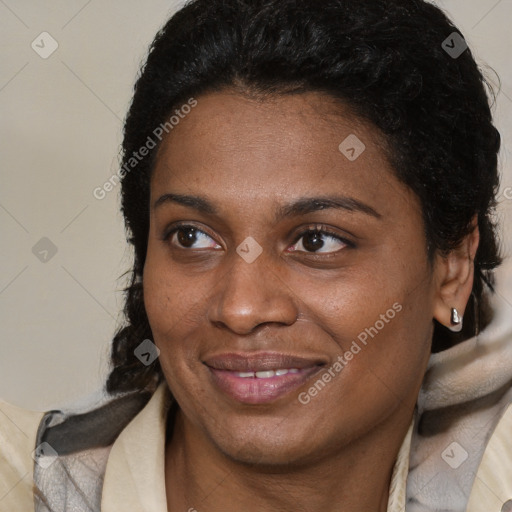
left=204, top=352, right=325, bottom=404
left=204, top=352, right=324, bottom=372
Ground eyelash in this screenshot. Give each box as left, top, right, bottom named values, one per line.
left=162, top=224, right=217, bottom=246
left=292, top=224, right=355, bottom=251
left=162, top=223, right=355, bottom=254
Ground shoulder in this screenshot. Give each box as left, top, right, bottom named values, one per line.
left=0, top=389, right=153, bottom=512
left=32, top=389, right=154, bottom=511
left=468, top=402, right=512, bottom=510
left=0, top=400, right=44, bottom=511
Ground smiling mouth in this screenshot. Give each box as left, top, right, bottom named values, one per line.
left=204, top=352, right=325, bottom=404
left=232, top=368, right=301, bottom=378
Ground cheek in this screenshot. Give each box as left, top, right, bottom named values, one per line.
left=142, top=253, right=208, bottom=381
left=143, top=247, right=200, bottom=333
left=300, top=255, right=433, bottom=400
left=296, top=298, right=432, bottom=442
left=143, top=252, right=206, bottom=395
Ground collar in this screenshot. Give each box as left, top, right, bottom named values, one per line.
left=101, top=382, right=171, bottom=512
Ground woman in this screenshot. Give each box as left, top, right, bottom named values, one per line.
left=1, top=0, right=511, bottom=510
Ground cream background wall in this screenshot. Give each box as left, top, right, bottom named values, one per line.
left=0, top=0, right=511, bottom=410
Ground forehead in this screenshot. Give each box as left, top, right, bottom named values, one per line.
left=150, top=90, right=415, bottom=221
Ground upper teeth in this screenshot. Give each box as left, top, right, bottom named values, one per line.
left=236, top=369, right=300, bottom=378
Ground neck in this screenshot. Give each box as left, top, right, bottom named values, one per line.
left=165, top=408, right=413, bottom=512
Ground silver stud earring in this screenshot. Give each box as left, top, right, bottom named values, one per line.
left=449, top=308, right=463, bottom=333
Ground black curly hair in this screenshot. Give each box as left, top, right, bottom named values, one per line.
left=106, top=0, right=502, bottom=395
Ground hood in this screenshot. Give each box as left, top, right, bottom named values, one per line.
left=408, top=256, right=512, bottom=511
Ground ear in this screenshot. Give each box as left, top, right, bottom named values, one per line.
left=432, top=216, right=480, bottom=331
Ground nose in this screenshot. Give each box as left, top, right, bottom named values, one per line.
left=208, top=251, right=299, bottom=335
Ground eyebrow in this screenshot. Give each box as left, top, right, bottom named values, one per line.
left=153, top=193, right=382, bottom=220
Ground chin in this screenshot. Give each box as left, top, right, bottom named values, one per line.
left=204, top=414, right=332, bottom=469
left=219, top=437, right=310, bottom=468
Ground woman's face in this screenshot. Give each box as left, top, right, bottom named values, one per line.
left=144, top=91, right=436, bottom=465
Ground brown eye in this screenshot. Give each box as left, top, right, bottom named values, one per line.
left=166, top=225, right=221, bottom=250
left=177, top=227, right=199, bottom=248
left=290, top=229, right=350, bottom=254
left=302, top=232, right=325, bottom=252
